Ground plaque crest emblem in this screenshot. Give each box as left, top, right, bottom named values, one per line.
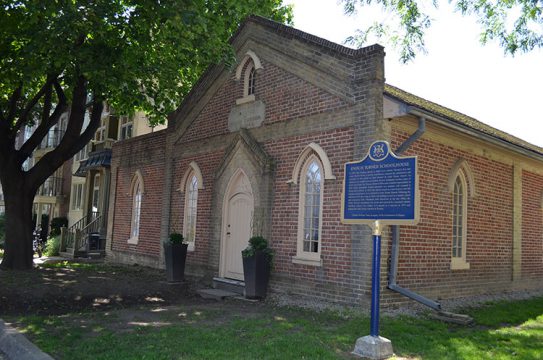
left=369, top=141, right=388, bottom=161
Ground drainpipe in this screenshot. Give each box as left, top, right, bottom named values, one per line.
left=388, top=116, right=442, bottom=311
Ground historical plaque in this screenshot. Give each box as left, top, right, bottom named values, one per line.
left=341, top=140, right=419, bottom=225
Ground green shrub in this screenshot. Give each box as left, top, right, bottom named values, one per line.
left=242, top=236, right=274, bottom=263
left=44, top=236, right=60, bottom=257
left=50, top=217, right=68, bottom=237
left=168, top=232, right=184, bottom=244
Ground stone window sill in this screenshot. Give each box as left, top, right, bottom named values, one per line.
left=127, top=236, right=139, bottom=245
left=292, top=256, right=322, bottom=267
left=235, top=94, right=255, bottom=105
left=450, top=258, right=470, bottom=270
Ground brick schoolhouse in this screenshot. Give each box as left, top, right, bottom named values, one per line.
left=105, top=16, right=543, bottom=309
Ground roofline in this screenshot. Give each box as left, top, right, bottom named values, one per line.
left=237, top=15, right=384, bottom=58
left=404, top=105, right=543, bottom=162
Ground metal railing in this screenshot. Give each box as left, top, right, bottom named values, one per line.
left=62, top=212, right=101, bottom=253
left=37, top=177, right=63, bottom=197
left=38, top=129, right=65, bottom=150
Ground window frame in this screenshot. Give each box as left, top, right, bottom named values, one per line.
left=183, top=173, right=198, bottom=251
left=128, top=172, right=144, bottom=245
left=119, top=115, right=133, bottom=140
left=178, top=162, right=204, bottom=252
left=450, top=170, right=470, bottom=270
left=293, top=154, right=324, bottom=266
left=71, top=183, right=84, bottom=211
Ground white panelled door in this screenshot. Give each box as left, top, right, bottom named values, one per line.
left=222, top=170, right=254, bottom=280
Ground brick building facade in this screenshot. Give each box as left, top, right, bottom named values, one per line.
left=106, top=17, right=543, bottom=309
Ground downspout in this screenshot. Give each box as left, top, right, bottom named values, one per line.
left=388, top=116, right=442, bottom=311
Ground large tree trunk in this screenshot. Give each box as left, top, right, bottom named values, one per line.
left=0, top=176, right=36, bottom=270
left=0, top=75, right=102, bottom=270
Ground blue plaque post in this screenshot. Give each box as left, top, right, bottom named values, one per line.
left=370, top=221, right=382, bottom=337
left=343, top=141, right=419, bottom=359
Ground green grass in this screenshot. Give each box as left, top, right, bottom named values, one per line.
left=7, top=297, right=543, bottom=359
left=39, top=261, right=99, bottom=270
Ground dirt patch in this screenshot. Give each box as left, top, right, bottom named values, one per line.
left=0, top=260, right=215, bottom=316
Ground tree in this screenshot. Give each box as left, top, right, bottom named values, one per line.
left=342, top=0, right=543, bottom=62
left=0, top=0, right=292, bottom=270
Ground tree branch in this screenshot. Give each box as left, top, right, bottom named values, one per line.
left=12, top=76, right=56, bottom=134
left=17, top=82, right=65, bottom=162
left=6, top=86, right=22, bottom=125
left=28, top=76, right=102, bottom=188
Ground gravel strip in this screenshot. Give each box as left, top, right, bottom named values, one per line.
left=269, top=288, right=543, bottom=318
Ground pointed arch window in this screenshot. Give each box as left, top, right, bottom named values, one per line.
left=247, top=66, right=256, bottom=96
left=184, top=173, right=198, bottom=251
left=128, top=172, right=144, bottom=244
left=449, top=162, right=474, bottom=270
left=235, top=50, right=263, bottom=105
left=293, top=154, right=326, bottom=266
left=179, top=162, right=204, bottom=251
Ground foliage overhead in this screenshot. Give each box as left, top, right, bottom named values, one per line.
left=0, top=0, right=293, bottom=126
left=342, top=0, right=543, bottom=62
left=0, top=0, right=291, bottom=270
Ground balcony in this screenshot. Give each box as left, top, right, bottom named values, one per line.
left=37, top=129, right=65, bottom=150
left=37, top=177, right=64, bottom=197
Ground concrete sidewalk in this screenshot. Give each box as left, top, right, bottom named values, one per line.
left=0, top=320, right=53, bottom=360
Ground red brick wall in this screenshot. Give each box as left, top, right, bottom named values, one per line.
left=111, top=131, right=166, bottom=258
left=391, top=129, right=515, bottom=297
left=170, top=151, right=224, bottom=268
left=264, top=127, right=355, bottom=303
left=522, top=170, right=543, bottom=279
left=180, top=60, right=349, bottom=143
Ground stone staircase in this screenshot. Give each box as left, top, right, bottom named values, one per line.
left=197, top=277, right=246, bottom=301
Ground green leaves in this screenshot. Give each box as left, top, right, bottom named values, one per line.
left=342, top=0, right=543, bottom=62
left=1, top=0, right=292, bottom=126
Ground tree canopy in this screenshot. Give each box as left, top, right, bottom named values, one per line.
left=342, top=0, right=543, bottom=62
left=1, top=0, right=292, bottom=125
left=0, top=0, right=292, bottom=269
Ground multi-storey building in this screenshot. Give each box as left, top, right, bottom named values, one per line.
left=62, top=107, right=165, bottom=257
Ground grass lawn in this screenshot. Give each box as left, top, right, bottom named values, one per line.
left=5, top=295, right=543, bottom=359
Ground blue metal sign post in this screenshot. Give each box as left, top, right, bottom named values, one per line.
left=370, top=221, right=382, bottom=337
left=343, top=141, right=419, bottom=359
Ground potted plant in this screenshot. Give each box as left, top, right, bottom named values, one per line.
left=163, top=231, right=188, bottom=283
left=242, top=236, right=273, bottom=299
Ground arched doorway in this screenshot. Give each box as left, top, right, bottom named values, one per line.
left=220, top=169, right=254, bottom=280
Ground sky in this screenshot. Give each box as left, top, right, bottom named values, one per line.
left=283, top=0, right=543, bottom=148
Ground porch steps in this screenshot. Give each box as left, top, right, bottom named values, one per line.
left=212, top=277, right=245, bottom=295
left=197, top=288, right=239, bottom=301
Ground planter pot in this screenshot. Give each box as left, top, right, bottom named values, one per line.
left=163, top=243, right=188, bottom=283
left=242, top=250, right=271, bottom=299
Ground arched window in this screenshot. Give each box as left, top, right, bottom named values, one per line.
left=452, top=172, right=466, bottom=259
left=179, top=162, right=204, bottom=251
left=294, top=154, right=325, bottom=266
left=247, top=65, right=256, bottom=96
left=184, top=173, right=198, bottom=251
left=449, top=162, right=473, bottom=270
left=128, top=171, right=144, bottom=244
left=235, top=50, right=262, bottom=105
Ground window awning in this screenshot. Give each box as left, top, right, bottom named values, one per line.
left=74, top=149, right=112, bottom=177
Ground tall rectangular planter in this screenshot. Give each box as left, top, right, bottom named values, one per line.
left=242, top=251, right=271, bottom=299
left=163, top=243, right=188, bottom=283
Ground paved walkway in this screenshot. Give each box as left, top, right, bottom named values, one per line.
left=0, top=320, right=53, bottom=360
